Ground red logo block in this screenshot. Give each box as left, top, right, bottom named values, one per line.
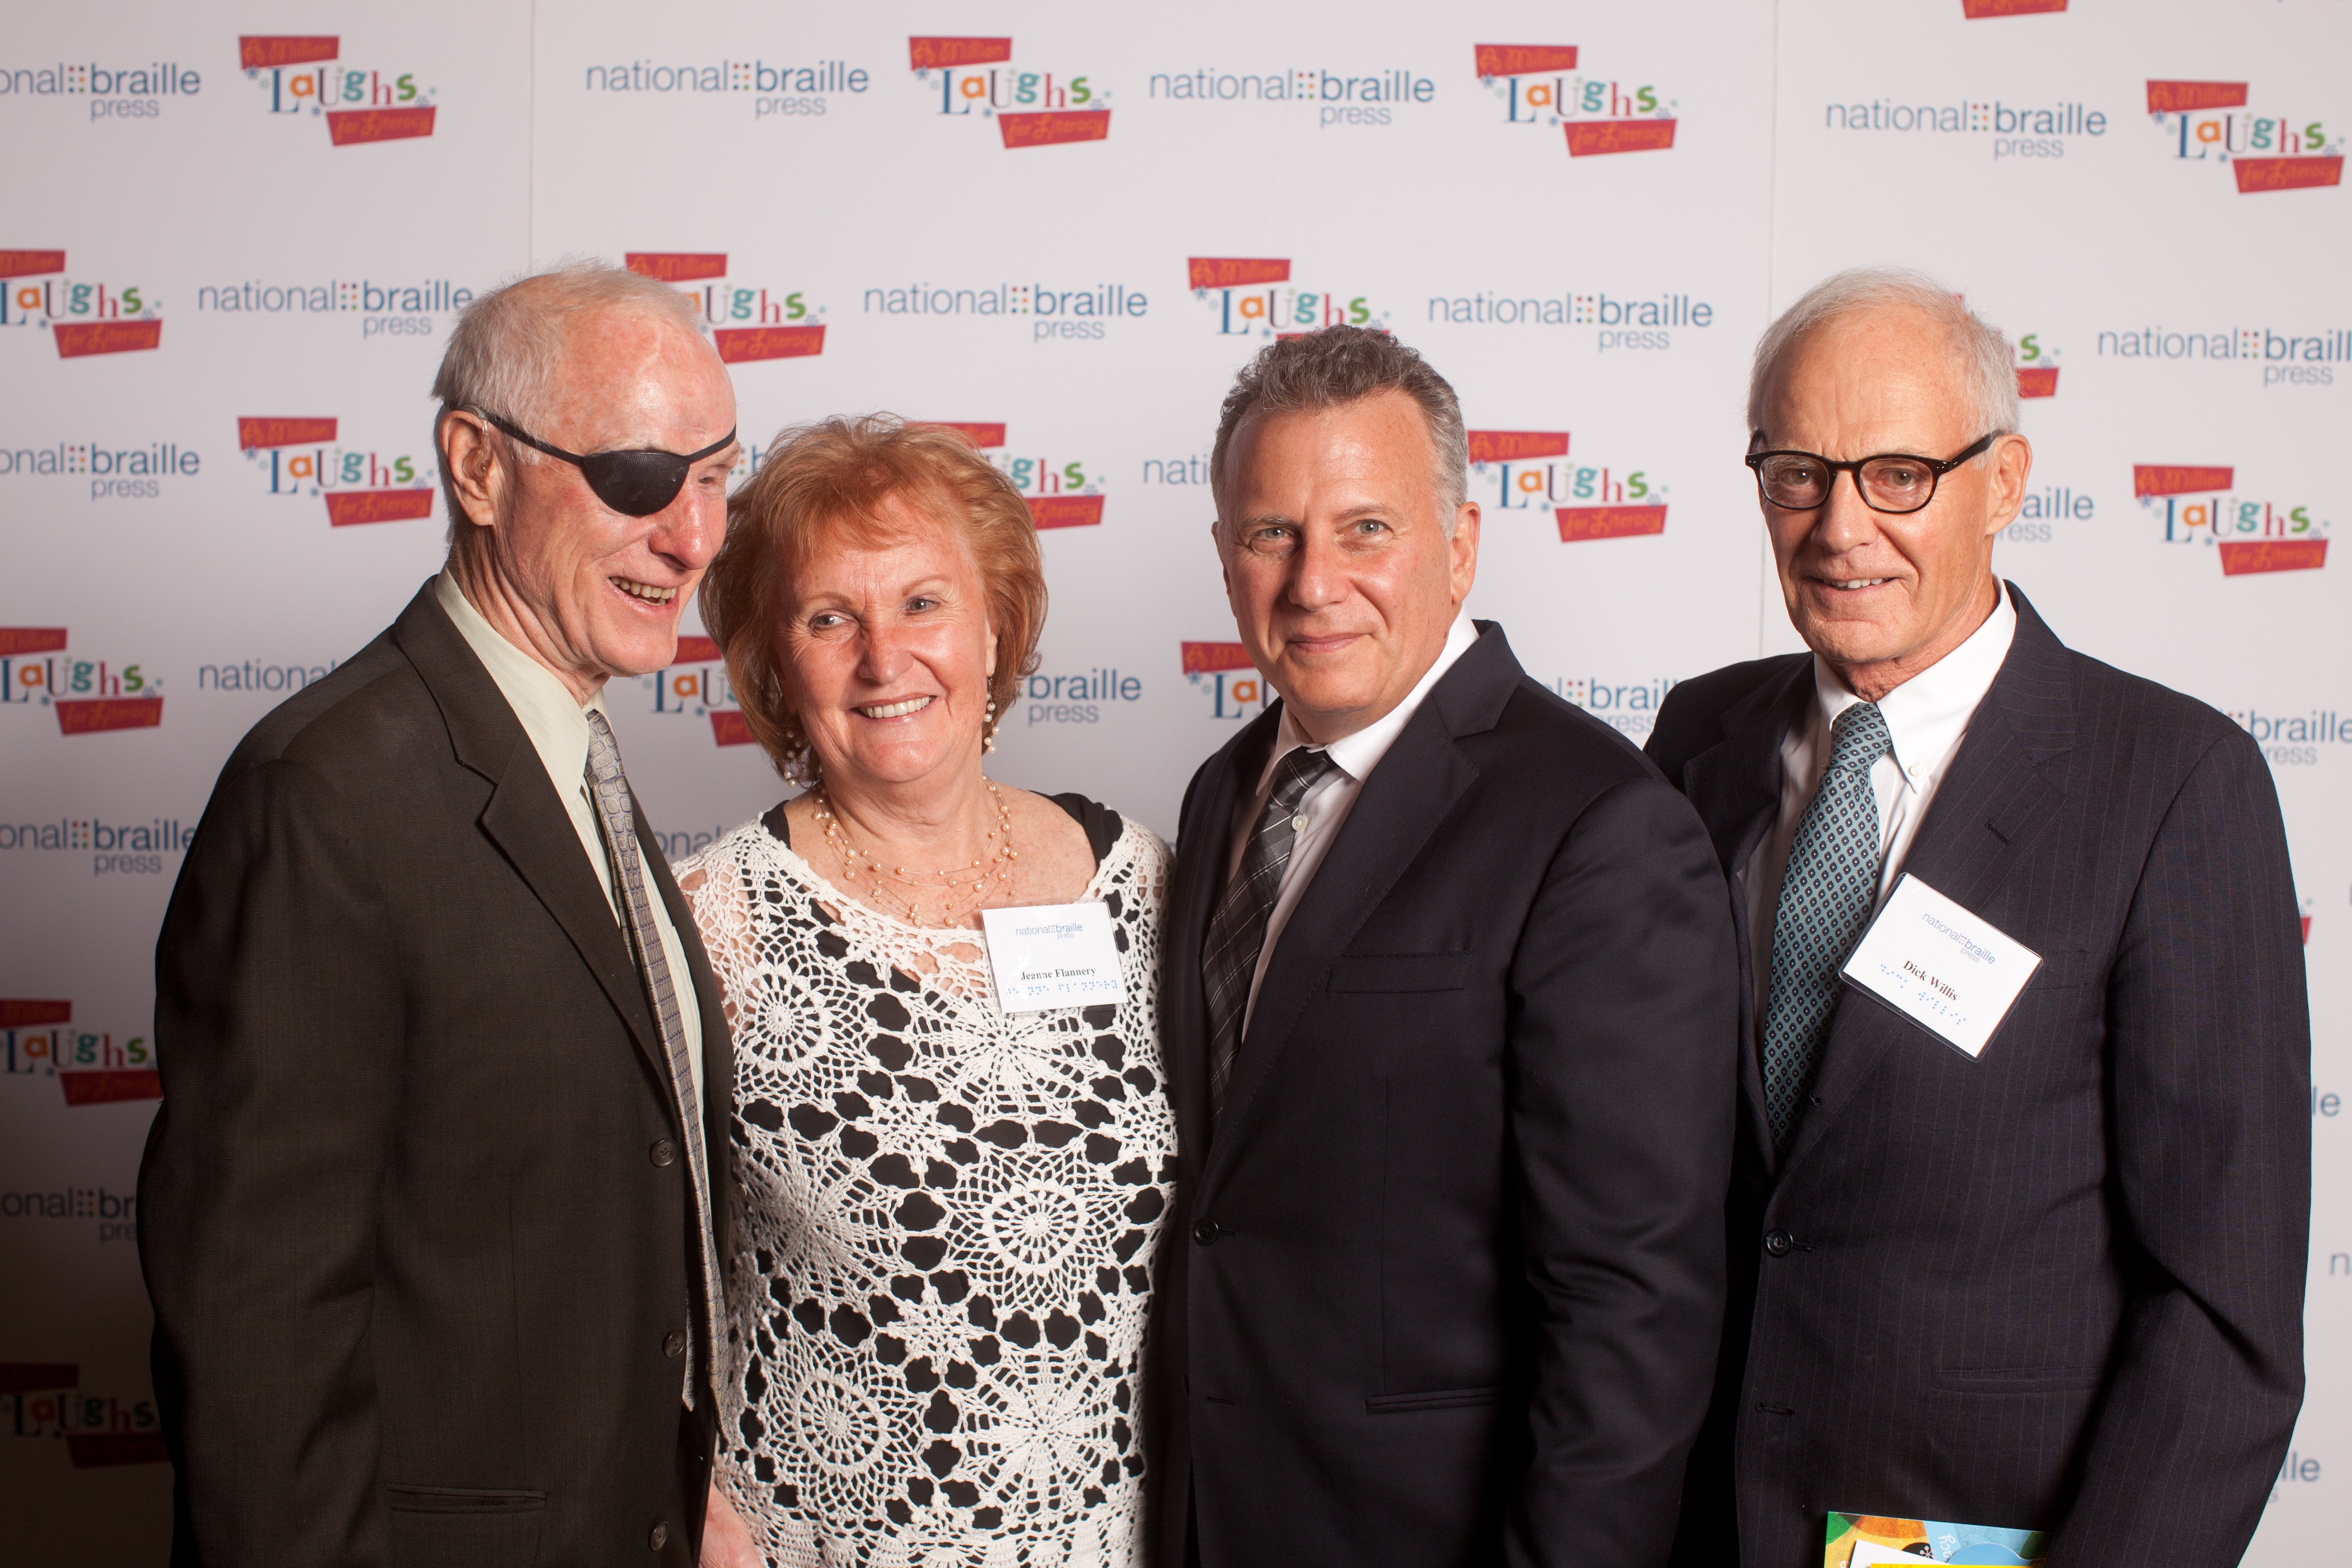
left=61, top=1070, right=163, bottom=1106
left=1467, top=430, right=1570, bottom=462
left=673, top=635, right=721, bottom=665
left=2133, top=464, right=2233, bottom=497
left=910, top=37, right=1012, bottom=69
left=0, top=1364, right=78, bottom=1394
left=238, top=416, right=337, bottom=449
left=2234, top=156, right=2342, bottom=194
left=2219, top=540, right=2327, bottom=575
left=1188, top=257, right=1290, bottom=289
left=54, top=321, right=161, bottom=357
left=239, top=35, right=338, bottom=69
left=1026, top=495, right=1104, bottom=529
left=56, top=698, right=163, bottom=734
left=0, top=628, right=68, bottom=657
left=325, top=490, right=435, bottom=527
left=626, top=252, right=727, bottom=283
left=1566, top=120, right=1676, bottom=156
left=710, top=711, right=756, bottom=746
left=1962, top=0, right=2067, bottom=16
left=67, top=1434, right=169, bottom=1468
left=1474, top=45, right=1579, bottom=77
left=327, top=107, right=437, bottom=145
left=0, top=249, right=65, bottom=278
left=0, top=999, right=71, bottom=1026
left=1000, top=110, right=1110, bottom=148
left=1558, top=505, right=1668, bottom=543
left=716, top=325, right=824, bottom=362
left=2016, top=367, right=2059, bottom=398
left=920, top=422, right=1008, bottom=449
left=2146, top=80, right=2247, bottom=113
left=1181, top=642, right=1255, bottom=676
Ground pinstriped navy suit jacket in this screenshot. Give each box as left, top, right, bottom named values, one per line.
left=1646, top=586, right=2308, bottom=1568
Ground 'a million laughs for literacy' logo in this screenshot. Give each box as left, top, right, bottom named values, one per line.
left=0, top=250, right=159, bottom=357
left=1469, top=430, right=1667, bottom=543
left=923, top=422, right=1105, bottom=531
left=1182, top=642, right=1271, bottom=723
left=624, top=253, right=823, bottom=363
left=1475, top=44, right=1676, bottom=156
left=910, top=36, right=1108, bottom=148
left=240, top=35, right=435, bottom=145
left=2148, top=79, right=2342, bottom=194
left=2015, top=331, right=2060, bottom=398
left=1189, top=257, right=1383, bottom=341
left=239, top=417, right=432, bottom=527
left=2135, top=462, right=2330, bottom=575
left=1, top=999, right=157, bottom=1105
left=0, top=628, right=159, bottom=734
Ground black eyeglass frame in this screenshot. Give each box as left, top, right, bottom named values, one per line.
left=1743, top=432, right=1998, bottom=517
left=469, top=408, right=738, bottom=517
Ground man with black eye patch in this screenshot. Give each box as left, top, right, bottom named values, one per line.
left=140, top=261, right=742, bottom=1568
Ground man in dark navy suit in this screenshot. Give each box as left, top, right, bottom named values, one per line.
left=1648, top=268, right=2308, bottom=1568
left=1146, top=325, right=1739, bottom=1567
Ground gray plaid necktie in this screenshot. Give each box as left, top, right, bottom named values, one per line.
left=1762, top=701, right=1891, bottom=1152
left=583, top=709, right=723, bottom=1402
left=1204, top=746, right=1339, bottom=1122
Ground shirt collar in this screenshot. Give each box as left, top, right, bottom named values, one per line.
left=433, top=571, right=608, bottom=793
left=1812, top=580, right=2015, bottom=788
left=1265, top=609, right=1479, bottom=788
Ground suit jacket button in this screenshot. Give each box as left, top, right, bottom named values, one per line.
left=1192, top=1217, right=1219, bottom=1246
left=664, top=1330, right=688, bottom=1358
left=650, top=1139, right=677, bottom=1167
left=1764, top=1228, right=1794, bottom=1258
left=649, top=1522, right=669, bottom=1551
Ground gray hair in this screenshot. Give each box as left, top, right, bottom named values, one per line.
left=431, top=258, right=711, bottom=548
left=1210, top=325, right=1469, bottom=535
left=1747, top=265, right=2019, bottom=444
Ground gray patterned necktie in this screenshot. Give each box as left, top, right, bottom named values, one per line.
left=1762, top=701, right=1891, bottom=1151
left=1203, top=746, right=1339, bottom=1122
left=584, top=709, right=723, bottom=1402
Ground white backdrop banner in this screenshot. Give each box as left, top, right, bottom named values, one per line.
left=2, top=2, right=2340, bottom=1561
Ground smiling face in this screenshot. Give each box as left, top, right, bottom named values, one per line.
left=458, top=305, right=738, bottom=698
left=779, top=493, right=999, bottom=799
left=1217, top=389, right=1479, bottom=743
left=1759, top=304, right=2030, bottom=700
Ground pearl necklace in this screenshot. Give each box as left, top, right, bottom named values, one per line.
left=812, top=779, right=1018, bottom=929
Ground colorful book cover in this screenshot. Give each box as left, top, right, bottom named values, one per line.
left=1825, top=1512, right=2048, bottom=1566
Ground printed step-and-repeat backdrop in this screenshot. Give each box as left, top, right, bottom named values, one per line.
left=3, top=1, right=2342, bottom=1560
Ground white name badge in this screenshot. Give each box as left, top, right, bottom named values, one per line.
left=1840, top=873, right=2042, bottom=1059
left=980, top=901, right=1126, bottom=1014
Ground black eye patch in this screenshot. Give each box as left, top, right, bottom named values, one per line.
left=481, top=410, right=735, bottom=516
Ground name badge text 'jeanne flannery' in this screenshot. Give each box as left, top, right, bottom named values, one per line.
left=980, top=900, right=1125, bottom=1013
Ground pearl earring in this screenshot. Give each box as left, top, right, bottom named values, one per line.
left=983, top=695, right=998, bottom=754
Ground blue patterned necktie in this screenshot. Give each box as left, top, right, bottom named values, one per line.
left=1762, top=701, right=1891, bottom=1152
left=1203, top=746, right=1338, bottom=1122
left=584, top=709, right=723, bottom=1402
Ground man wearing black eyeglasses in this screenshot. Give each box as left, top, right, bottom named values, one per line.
left=1647, top=267, right=2307, bottom=1568
left=142, top=261, right=741, bottom=1567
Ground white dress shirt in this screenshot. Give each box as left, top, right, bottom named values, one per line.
left=1746, top=583, right=2017, bottom=1009
left=435, top=573, right=705, bottom=1102
left=1226, top=610, right=1480, bottom=1032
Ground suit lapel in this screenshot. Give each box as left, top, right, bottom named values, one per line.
left=1779, top=585, right=2076, bottom=1176
left=1168, top=709, right=1279, bottom=1171
left=1676, top=655, right=1811, bottom=1175
left=392, top=584, right=668, bottom=1086
left=1203, top=627, right=1516, bottom=1188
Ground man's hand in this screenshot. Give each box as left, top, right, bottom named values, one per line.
left=701, top=1483, right=762, bottom=1568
